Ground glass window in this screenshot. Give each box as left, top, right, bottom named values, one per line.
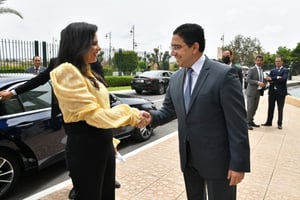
left=19, top=83, right=51, bottom=111
left=0, top=96, right=23, bottom=115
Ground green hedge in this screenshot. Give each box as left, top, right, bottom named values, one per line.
left=0, top=68, right=133, bottom=87
left=105, top=76, right=132, bottom=87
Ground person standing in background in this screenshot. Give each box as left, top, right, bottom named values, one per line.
left=25, top=56, right=47, bottom=74
left=222, top=49, right=243, bottom=85
left=262, top=56, right=288, bottom=129
left=246, top=55, right=267, bottom=130
left=146, top=23, right=250, bottom=200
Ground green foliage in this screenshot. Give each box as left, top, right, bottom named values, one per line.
left=0, top=65, right=27, bottom=73
left=137, top=60, right=147, bottom=71
left=223, top=34, right=263, bottom=67
left=113, top=50, right=138, bottom=75
left=276, top=46, right=293, bottom=64
left=102, top=64, right=113, bottom=76
left=162, top=51, right=171, bottom=70
left=0, top=0, right=23, bottom=18
left=291, top=42, right=300, bottom=61
left=105, top=76, right=132, bottom=87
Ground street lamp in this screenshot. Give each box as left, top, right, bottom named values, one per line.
left=105, top=32, right=112, bottom=65
left=130, top=25, right=137, bottom=51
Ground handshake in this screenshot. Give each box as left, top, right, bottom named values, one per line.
left=136, top=111, right=152, bottom=128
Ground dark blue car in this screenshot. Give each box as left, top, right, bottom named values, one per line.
left=0, top=74, right=156, bottom=198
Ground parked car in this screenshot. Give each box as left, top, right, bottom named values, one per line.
left=131, top=70, right=173, bottom=94
left=0, top=74, right=156, bottom=198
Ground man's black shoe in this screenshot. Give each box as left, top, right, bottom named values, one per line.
left=278, top=125, right=282, bottom=129
left=248, top=125, right=253, bottom=130
left=250, top=122, right=260, bottom=127
left=115, top=180, right=121, bottom=189
left=261, top=123, right=272, bottom=126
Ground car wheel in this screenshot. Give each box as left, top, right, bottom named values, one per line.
left=156, top=84, right=165, bottom=95
left=133, top=125, right=153, bottom=142
left=0, top=151, right=21, bottom=198
left=135, top=89, right=143, bottom=94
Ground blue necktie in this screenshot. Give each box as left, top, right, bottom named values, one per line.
left=184, top=68, right=193, bottom=113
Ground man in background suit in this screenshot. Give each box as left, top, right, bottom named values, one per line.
left=222, top=49, right=243, bottom=85
left=25, top=56, right=47, bottom=74
left=146, top=23, right=250, bottom=200
left=262, top=56, right=288, bottom=129
left=246, top=55, right=267, bottom=130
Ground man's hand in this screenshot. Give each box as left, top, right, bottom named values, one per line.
left=0, top=90, right=14, bottom=100
left=136, top=111, right=152, bottom=128
left=227, top=170, right=245, bottom=186
left=258, top=82, right=265, bottom=88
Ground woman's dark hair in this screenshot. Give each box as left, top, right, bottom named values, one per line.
left=173, top=23, right=205, bottom=52
left=56, top=22, right=104, bottom=88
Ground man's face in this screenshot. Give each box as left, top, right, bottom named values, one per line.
left=275, top=58, right=283, bottom=68
left=33, top=56, right=41, bottom=67
left=170, top=34, right=195, bottom=68
left=255, top=57, right=263, bottom=67
left=222, top=50, right=232, bottom=64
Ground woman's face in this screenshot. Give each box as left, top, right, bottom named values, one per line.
left=83, top=34, right=100, bottom=64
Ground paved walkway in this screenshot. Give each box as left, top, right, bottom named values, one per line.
left=26, top=79, right=300, bottom=200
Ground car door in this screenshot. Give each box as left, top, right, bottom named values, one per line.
left=0, top=81, right=65, bottom=168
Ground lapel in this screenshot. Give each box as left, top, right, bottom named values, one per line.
left=186, top=57, right=210, bottom=114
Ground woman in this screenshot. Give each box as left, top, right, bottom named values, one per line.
left=50, top=22, right=148, bottom=200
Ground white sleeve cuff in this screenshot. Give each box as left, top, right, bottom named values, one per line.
left=11, top=89, right=17, bottom=95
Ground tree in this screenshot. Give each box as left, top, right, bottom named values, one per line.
left=223, top=34, right=263, bottom=67
left=162, top=51, right=170, bottom=70
left=276, top=46, right=293, bottom=65
left=112, top=50, right=138, bottom=75
left=0, top=0, right=23, bottom=18
left=291, top=42, right=300, bottom=62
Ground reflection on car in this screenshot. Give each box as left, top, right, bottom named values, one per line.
left=0, top=74, right=157, bottom=198
left=131, top=70, right=173, bottom=94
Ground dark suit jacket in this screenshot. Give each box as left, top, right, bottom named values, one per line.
left=25, top=66, right=47, bottom=74
left=232, top=64, right=243, bottom=85
left=268, top=67, right=288, bottom=96
left=150, top=56, right=250, bottom=179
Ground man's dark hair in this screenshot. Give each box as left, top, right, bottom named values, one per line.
left=173, top=23, right=205, bottom=52
left=224, top=49, right=233, bottom=56
left=256, top=55, right=264, bottom=60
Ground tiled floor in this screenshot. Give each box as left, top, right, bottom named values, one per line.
left=28, top=78, right=300, bottom=200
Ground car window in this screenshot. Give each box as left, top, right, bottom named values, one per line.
left=19, top=83, right=51, bottom=111
left=0, top=96, right=23, bottom=116
left=162, top=72, right=170, bottom=77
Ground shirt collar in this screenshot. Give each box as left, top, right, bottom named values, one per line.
left=190, top=55, right=206, bottom=75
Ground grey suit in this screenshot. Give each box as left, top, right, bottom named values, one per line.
left=150, top=56, right=250, bottom=199
left=246, top=66, right=267, bottom=124
left=25, top=66, right=47, bottom=74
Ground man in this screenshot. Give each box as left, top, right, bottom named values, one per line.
left=146, top=23, right=250, bottom=200
left=262, top=56, right=288, bottom=129
left=246, top=55, right=267, bottom=130
left=25, top=56, right=47, bottom=74
left=222, top=49, right=243, bottom=85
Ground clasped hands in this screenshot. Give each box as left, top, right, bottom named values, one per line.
left=257, top=81, right=265, bottom=88
left=136, top=111, right=152, bottom=128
